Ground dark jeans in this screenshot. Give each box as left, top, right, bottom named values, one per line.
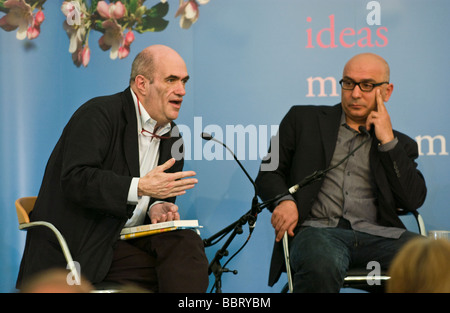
left=289, top=220, right=420, bottom=292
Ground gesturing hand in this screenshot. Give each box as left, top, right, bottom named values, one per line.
left=138, top=158, right=198, bottom=199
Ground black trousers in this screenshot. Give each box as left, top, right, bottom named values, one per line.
left=102, top=229, right=209, bottom=292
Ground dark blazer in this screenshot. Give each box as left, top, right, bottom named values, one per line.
left=255, top=104, right=427, bottom=287
left=16, top=88, right=184, bottom=287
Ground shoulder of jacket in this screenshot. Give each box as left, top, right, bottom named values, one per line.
left=288, top=103, right=340, bottom=115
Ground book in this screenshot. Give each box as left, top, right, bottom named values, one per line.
left=119, top=220, right=202, bottom=240
left=120, top=220, right=200, bottom=235
left=120, top=227, right=177, bottom=240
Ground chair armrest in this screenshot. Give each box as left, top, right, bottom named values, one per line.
left=19, top=221, right=81, bottom=284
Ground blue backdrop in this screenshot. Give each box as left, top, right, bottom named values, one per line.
left=1, top=0, right=449, bottom=293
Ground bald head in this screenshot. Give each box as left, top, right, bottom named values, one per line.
left=340, top=52, right=394, bottom=129
left=343, top=53, right=390, bottom=82
left=129, top=45, right=185, bottom=84
left=129, top=45, right=189, bottom=127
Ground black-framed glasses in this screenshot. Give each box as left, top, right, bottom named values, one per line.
left=339, top=79, right=389, bottom=92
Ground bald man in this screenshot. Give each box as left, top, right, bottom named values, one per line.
left=256, top=53, right=427, bottom=292
left=17, top=45, right=209, bottom=292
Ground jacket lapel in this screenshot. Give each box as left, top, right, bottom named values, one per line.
left=318, top=104, right=342, bottom=166
left=122, top=88, right=140, bottom=177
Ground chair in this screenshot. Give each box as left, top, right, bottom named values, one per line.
left=282, top=210, right=427, bottom=293
left=15, top=197, right=144, bottom=293
left=15, top=196, right=81, bottom=287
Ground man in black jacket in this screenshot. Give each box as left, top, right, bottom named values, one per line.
left=256, top=53, right=427, bottom=292
left=17, top=45, right=209, bottom=292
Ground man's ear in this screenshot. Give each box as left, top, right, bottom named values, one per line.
left=383, top=83, right=394, bottom=102
left=134, top=75, right=147, bottom=96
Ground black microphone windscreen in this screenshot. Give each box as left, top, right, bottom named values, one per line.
left=201, top=132, right=213, bottom=141
left=358, top=126, right=370, bottom=137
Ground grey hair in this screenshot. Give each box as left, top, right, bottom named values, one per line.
left=129, top=50, right=155, bottom=84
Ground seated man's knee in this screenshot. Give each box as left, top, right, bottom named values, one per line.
left=290, top=228, right=349, bottom=278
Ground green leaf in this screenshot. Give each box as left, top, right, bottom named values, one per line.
left=128, top=0, right=138, bottom=14
left=0, top=1, right=8, bottom=13
left=135, top=16, right=169, bottom=33
left=93, top=20, right=105, bottom=33
left=89, top=0, right=100, bottom=14
left=146, top=1, right=169, bottom=18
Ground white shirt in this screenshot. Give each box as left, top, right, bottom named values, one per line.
left=124, top=89, right=171, bottom=227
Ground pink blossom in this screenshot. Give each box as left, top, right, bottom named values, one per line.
left=99, top=27, right=135, bottom=60
left=98, top=19, right=123, bottom=59
left=175, top=0, right=209, bottom=29
left=72, top=45, right=90, bottom=68
left=61, top=1, right=88, bottom=54
left=118, top=45, right=130, bottom=59
left=34, top=10, right=45, bottom=25
left=124, top=30, right=135, bottom=46
left=118, top=31, right=134, bottom=59
left=63, top=19, right=86, bottom=54
left=0, top=16, right=17, bottom=32
left=81, top=45, right=90, bottom=67
left=27, top=24, right=39, bottom=39
left=98, top=35, right=110, bottom=51
left=96, top=1, right=110, bottom=18
left=26, top=10, right=45, bottom=40
left=97, top=1, right=126, bottom=20
left=0, top=0, right=34, bottom=40
left=61, top=1, right=76, bottom=17
left=111, top=1, right=126, bottom=19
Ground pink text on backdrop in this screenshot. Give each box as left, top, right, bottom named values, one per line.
left=306, top=14, right=388, bottom=49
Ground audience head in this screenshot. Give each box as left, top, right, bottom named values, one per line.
left=387, top=237, right=450, bottom=293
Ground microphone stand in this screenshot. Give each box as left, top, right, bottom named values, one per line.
left=201, top=133, right=259, bottom=293
left=204, top=206, right=256, bottom=293
left=201, top=128, right=371, bottom=293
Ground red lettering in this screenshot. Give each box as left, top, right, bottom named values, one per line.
left=306, top=15, right=388, bottom=49
left=305, top=16, right=314, bottom=48
left=357, top=27, right=374, bottom=47
left=339, top=27, right=355, bottom=48
left=316, top=15, right=337, bottom=48
left=375, top=27, right=388, bottom=47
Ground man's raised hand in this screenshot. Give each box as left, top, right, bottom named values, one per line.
left=138, top=158, right=198, bottom=199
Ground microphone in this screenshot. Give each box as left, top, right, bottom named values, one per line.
left=358, top=125, right=370, bottom=137
left=201, top=132, right=213, bottom=141
left=201, top=132, right=259, bottom=226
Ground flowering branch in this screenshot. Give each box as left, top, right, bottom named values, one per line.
left=0, top=0, right=46, bottom=40
left=0, top=0, right=211, bottom=68
left=63, top=0, right=211, bottom=67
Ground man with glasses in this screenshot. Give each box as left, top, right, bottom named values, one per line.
left=17, top=45, right=209, bottom=292
left=256, top=53, right=427, bottom=292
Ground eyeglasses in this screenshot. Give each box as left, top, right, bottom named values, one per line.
left=339, top=79, right=389, bottom=92
left=136, top=94, right=171, bottom=140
